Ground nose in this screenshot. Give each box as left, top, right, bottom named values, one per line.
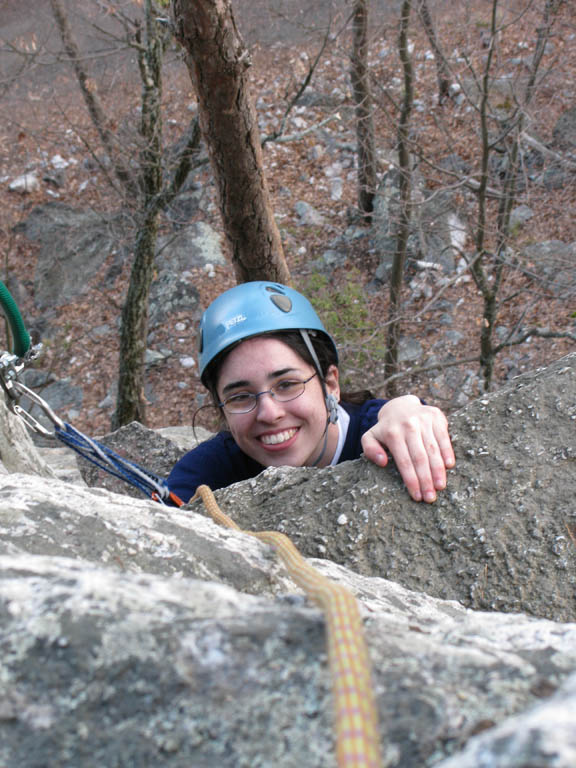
left=254, top=391, right=285, bottom=421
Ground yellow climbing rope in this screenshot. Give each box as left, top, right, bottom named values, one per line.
left=192, top=484, right=382, bottom=768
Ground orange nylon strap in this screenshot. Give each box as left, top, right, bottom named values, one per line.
left=192, top=484, right=382, bottom=768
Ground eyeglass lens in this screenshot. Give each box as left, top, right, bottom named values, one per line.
left=222, top=374, right=316, bottom=414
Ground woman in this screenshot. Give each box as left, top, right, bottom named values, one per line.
left=168, top=281, right=455, bottom=504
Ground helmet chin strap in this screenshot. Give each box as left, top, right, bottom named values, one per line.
left=300, top=330, right=338, bottom=467
left=311, top=425, right=330, bottom=467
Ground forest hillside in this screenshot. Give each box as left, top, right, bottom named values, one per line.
left=0, top=0, right=575, bottom=434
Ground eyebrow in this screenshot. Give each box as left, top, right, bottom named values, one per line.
left=221, top=367, right=302, bottom=395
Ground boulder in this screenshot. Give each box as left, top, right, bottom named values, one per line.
left=13, top=203, right=122, bottom=310
left=552, top=104, right=576, bottom=149
left=76, top=420, right=205, bottom=499
left=521, top=239, right=576, bottom=298
left=1, top=353, right=576, bottom=767
left=213, top=352, right=576, bottom=622
left=149, top=221, right=225, bottom=326
left=435, top=671, right=576, bottom=768
left=0, top=506, right=575, bottom=768
left=14, top=205, right=221, bottom=319
left=0, top=398, right=55, bottom=478
left=371, top=169, right=465, bottom=276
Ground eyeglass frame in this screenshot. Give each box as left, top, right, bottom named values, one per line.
left=218, top=372, right=319, bottom=415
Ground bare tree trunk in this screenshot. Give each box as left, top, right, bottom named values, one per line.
left=416, top=0, right=451, bottom=104
left=384, top=0, right=414, bottom=397
left=49, top=0, right=138, bottom=198
left=467, top=0, right=498, bottom=391
left=112, top=1, right=165, bottom=428
left=50, top=0, right=206, bottom=428
left=171, top=0, right=291, bottom=284
left=350, top=0, right=377, bottom=219
left=113, top=212, right=158, bottom=428
left=468, top=0, right=562, bottom=392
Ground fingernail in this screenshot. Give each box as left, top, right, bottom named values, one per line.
left=424, top=491, right=437, bottom=503
left=412, top=490, right=422, bottom=502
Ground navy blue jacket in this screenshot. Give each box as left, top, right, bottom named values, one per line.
left=167, top=399, right=386, bottom=504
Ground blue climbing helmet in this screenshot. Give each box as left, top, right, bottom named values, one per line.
left=198, top=281, right=337, bottom=384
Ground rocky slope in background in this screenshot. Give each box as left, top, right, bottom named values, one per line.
left=0, top=353, right=575, bottom=767
left=4, top=1, right=576, bottom=436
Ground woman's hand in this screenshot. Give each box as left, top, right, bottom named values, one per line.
left=360, top=395, right=455, bottom=503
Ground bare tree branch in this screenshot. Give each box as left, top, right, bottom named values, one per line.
left=495, top=328, right=576, bottom=353
left=520, top=131, right=576, bottom=172
left=262, top=29, right=331, bottom=145
left=49, top=0, right=138, bottom=198
left=265, top=113, right=340, bottom=144
left=416, top=0, right=451, bottom=104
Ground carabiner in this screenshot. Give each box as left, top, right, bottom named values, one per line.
left=4, top=379, right=65, bottom=436
left=10, top=404, right=54, bottom=437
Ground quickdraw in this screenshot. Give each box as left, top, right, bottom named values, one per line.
left=0, top=281, right=177, bottom=505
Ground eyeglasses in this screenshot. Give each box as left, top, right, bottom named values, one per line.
left=219, top=373, right=318, bottom=414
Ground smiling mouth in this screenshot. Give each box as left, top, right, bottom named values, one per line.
left=259, top=428, right=298, bottom=446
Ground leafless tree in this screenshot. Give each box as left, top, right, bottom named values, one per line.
left=350, top=0, right=377, bottom=218
left=171, top=0, right=291, bottom=285
left=383, top=0, right=414, bottom=396
left=49, top=0, right=204, bottom=427
left=364, top=0, right=571, bottom=401
left=466, top=0, right=564, bottom=390
left=50, top=0, right=137, bottom=195
left=416, top=0, right=451, bottom=104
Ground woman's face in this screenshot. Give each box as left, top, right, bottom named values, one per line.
left=216, top=337, right=340, bottom=468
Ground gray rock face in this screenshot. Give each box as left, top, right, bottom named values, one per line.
left=0, top=400, right=55, bottom=478
left=1, top=353, right=576, bottom=767
left=435, top=671, right=576, bottom=768
left=150, top=221, right=225, bottom=326
left=14, top=203, right=121, bottom=309
left=14, top=205, right=221, bottom=320
left=75, top=421, right=214, bottom=500
left=371, top=170, right=465, bottom=275
left=1, top=541, right=575, bottom=768
left=0, top=474, right=294, bottom=594
left=521, top=239, right=576, bottom=298
left=76, top=420, right=191, bottom=499
left=553, top=104, right=576, bottom=149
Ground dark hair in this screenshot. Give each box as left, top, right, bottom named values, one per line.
left=202, top=330, right=373, bottom=408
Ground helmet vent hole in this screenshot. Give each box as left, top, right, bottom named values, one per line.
left=270, top=294, right=292, bottom=313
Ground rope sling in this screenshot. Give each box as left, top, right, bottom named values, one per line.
left=0, top=280, right=383, bottom=767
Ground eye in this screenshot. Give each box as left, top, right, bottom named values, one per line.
left=226, top=392, right=254, bottom=405
left=275, top=379, right=302, bottom=394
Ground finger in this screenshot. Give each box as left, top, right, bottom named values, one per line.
left=432, top=416, right=456, bottom=469
left=375, top=419, right=428, bottom=501
left=360, top=431, right=389, bottom=467
left=411, top=407, right=454, bottom=486
left=387, top=439, right=424, bottom=501
left=368, top=419, right=428, bottom=501
left=402, top=428, right=438, bottom=502
left=421, top=424, right=449, bottom=492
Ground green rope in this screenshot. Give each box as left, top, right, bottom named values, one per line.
left=0, top=281, right=30, bottom=358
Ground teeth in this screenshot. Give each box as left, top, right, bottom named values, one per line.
left=260, top=429, right=297, bottom=445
